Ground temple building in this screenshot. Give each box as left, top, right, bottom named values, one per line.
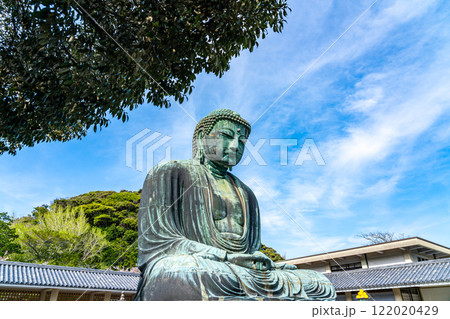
left=282, top=237, right=450, bottom=301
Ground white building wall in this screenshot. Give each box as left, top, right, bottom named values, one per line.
left=367, top=254, right=405, bottom=268
left=420, top=286, right=450, bottom=301
left=307, top=265, right=327, bottom=273
left=297, top=264, right=327, bottom=273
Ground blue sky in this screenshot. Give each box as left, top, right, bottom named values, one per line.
left=1, top=0, right=450, bottom=259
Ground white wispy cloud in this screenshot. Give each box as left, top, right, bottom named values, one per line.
left=323, top=45, right=450, bottom=206
left=314, top=0, right=439, bottom=70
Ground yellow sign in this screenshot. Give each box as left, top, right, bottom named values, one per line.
left=356, top=289, right=369, bottom=299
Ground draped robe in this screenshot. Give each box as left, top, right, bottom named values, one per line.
left=135, top=159, right=336, bottom=300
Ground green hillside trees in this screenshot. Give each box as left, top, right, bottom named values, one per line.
left=0, top=212, right=21, bottom=258
left=13, top=207, right=108, bottom=267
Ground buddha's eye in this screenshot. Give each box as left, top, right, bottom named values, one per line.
left=219, top=131, right=233, bottom=139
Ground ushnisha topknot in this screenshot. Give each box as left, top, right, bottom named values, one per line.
left=192, top=109, right=251, bottom=158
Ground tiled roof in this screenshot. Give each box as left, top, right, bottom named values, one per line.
left=0, top=261, right=140, bottom=291
left=324, top=258, right=450, bottom=292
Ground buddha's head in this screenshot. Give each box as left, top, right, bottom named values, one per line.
left=193, top=109, right=251, bottom=169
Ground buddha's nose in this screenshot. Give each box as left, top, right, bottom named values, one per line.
left=229, top=138, right=239, bottom=151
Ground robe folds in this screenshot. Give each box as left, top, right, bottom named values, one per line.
left=135, top=159, right=336, bottom=300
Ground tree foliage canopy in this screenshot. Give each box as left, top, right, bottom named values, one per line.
left=33, top=190, right=141, bottom=269
left=0, top=212, right=21, bottom=258
left=0, top=0, right=289, bottom=154
left=260, top=243, right=284, bottom=262
left=12, top=207, right=108, bottom=267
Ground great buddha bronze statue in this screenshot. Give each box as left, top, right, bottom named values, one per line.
left=135, top=109, right=336, bottom=300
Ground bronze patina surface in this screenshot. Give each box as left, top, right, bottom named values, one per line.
left=135, top=109, right=336, bottom=300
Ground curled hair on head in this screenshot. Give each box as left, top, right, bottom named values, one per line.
left=192, top=109, right=251, bottom=158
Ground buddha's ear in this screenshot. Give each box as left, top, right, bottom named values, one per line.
left=197, top=128, right=204, bottom=140
left=197, top=129, right=204, bottom=147
left=196, top=129, right=205, bottom=158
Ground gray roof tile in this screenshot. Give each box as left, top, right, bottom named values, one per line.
left=325, top=258, right=450, bottom=291
left=0, top=261, right=140, bottom=291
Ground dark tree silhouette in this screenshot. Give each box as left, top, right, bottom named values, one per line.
left=357, top=231, right=406, bottom=245
left=0, top=0, right=289, bottom=154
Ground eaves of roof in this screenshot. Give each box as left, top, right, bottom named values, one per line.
left=283, top=237, right=450, bottom=264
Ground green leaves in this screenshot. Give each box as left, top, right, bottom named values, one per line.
left=0, top=212, right=21, bottom=258
left=12, top=207, right=108, bottom=267
left=0, top=0, right=290, bottom=155
left=260, top=243, right=285, bottom=262
left=52, top=190, right=140, bottom=269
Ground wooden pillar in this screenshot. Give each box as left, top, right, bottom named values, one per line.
left=403, top=251, right=413, bottom=263
left=361, top=256, right=368, bottom=269
left=39, top=289, right=50, bottom=301
left=89, top=293, right=95, bottom=301
left=49, top=289, right=59, bottom=301
left=345, top=291, right=352, bottom=301
left=325, top=263, right=331, bottom=273
left=104, top=292, right=111, bottom=301
left=393, top=288, right=403, bottom=301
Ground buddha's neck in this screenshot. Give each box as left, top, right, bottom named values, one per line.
left=204, top=159, right=228, bottom=178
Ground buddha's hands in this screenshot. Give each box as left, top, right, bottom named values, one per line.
left=274, top=263, right=298, bottom=270
left=226, top=251, right=276, bottom=271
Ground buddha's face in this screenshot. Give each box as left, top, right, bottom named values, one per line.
left=200, top=119, right=248, bottom=168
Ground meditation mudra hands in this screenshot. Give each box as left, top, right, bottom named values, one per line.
left=226, top=251, right=297, bottom=271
